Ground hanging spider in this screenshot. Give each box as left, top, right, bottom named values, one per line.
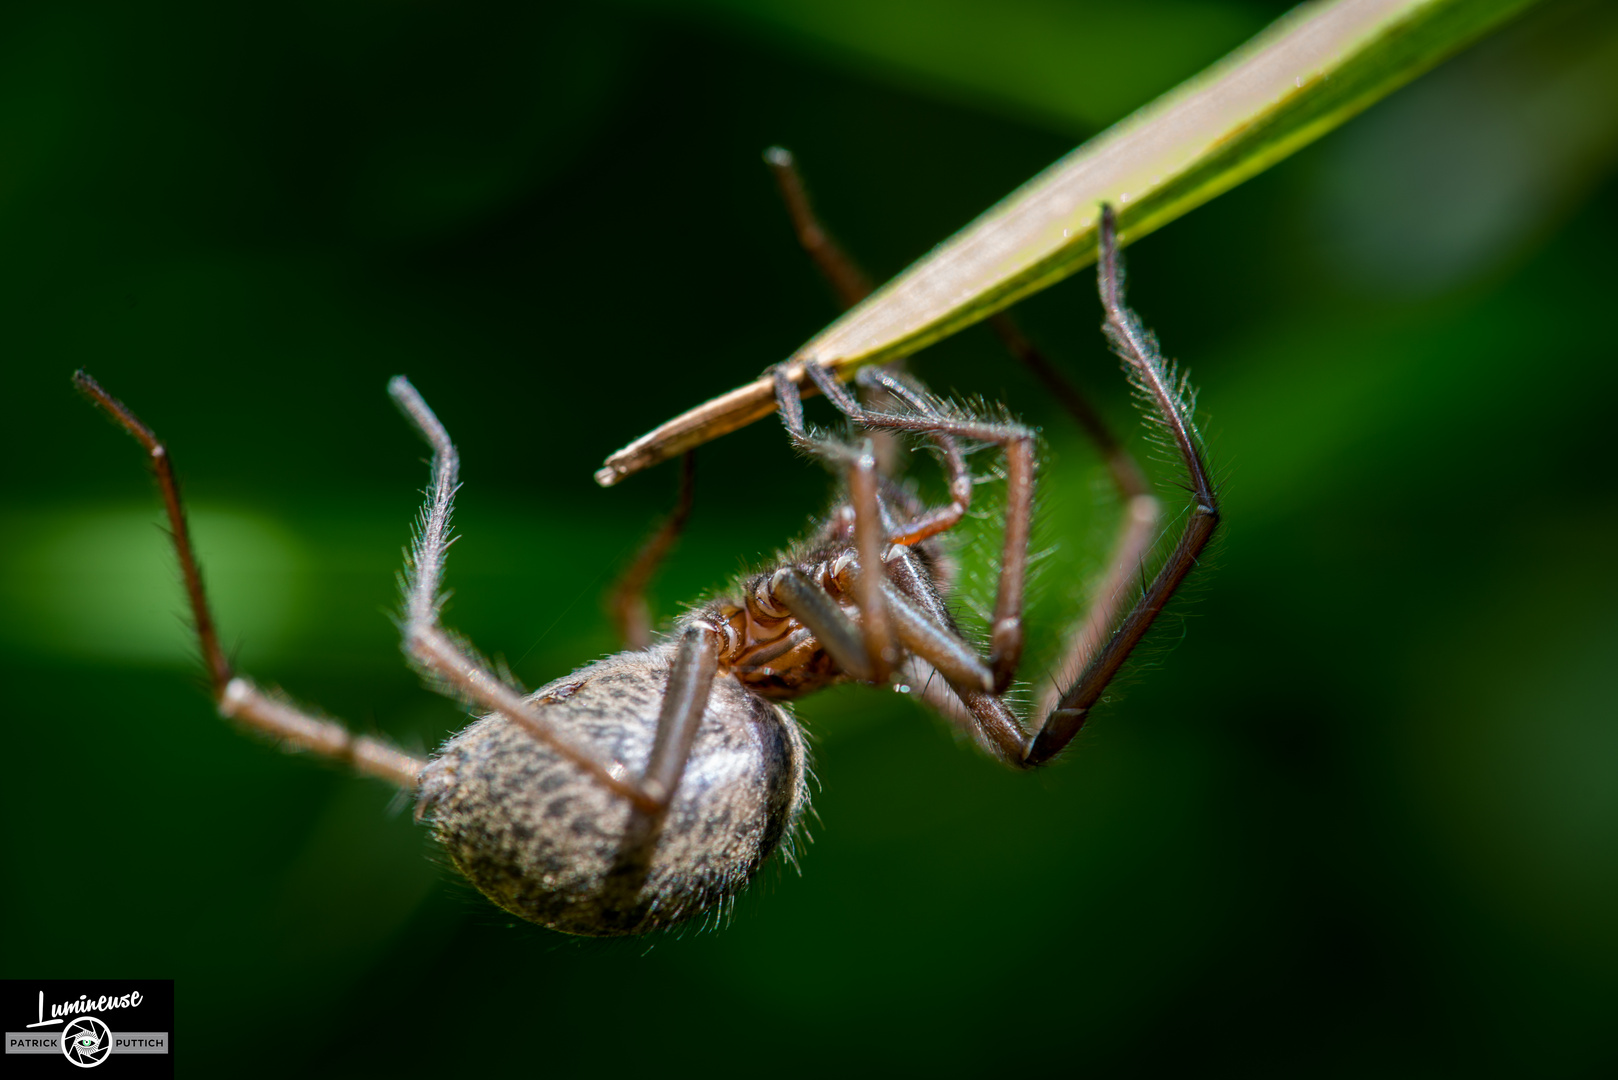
left=74, top=158, right=1218, bottom=937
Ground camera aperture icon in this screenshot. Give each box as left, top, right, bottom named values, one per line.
left=61, top=1015, right=112, bottom=1068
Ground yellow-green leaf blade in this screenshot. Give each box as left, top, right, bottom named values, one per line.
left=803, top=0, right=1541, bottom=378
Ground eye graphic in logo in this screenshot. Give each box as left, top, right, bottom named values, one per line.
left=60, top=1016, right=112, bottom=1068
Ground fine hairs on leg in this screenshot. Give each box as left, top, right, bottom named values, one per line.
left=388, top=376, right=660, bottom=812
left=760, top=151, right=1220, bottom=767
left=763, top=148, right=1161, bottom=716
left=73, top=370, right=424, bottom=790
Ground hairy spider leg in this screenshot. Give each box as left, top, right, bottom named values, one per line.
left=780, top=217, right=1221, bottom=768
left=767, top=145, right=916, bottom=475
left=606, top=450, right=696, bottom=650
left=72, top=371, right=424, bottom=790
left=799, top=361, right=1037, bottom=696
left=764, top=149, right=1160, bottom=702
left=770, top=366, right=896, bottom=681
left=772, top=367, right=1001, bottom=697
left=763, top=152, right=1213, bottom=767
left=1023, top=206, right=1221, bottom=764
left=982, top=315, right=1163, bottom=719
left=590, top=622, right=723, bottom=918
left=389, top=378, right=722, bottom=817
left=766, top=374, right=997, bottom=709
left=765, top=151, right=1037, bottom=708
left=778, top=361, right=1035, bottom=763
left=770, top=567, right=877, bottom=683
left=813, top=210, right=1221, bottom=767
left=764, top=146, right=872, bottom=310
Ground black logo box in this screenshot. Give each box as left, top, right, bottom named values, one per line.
left=3, top=979, right=172, bottom=1077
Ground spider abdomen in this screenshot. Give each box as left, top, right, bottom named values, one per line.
left=416, top=645, right=809, bottom=936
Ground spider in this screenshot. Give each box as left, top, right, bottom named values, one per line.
left=74, top=161, right=1218, bottom=937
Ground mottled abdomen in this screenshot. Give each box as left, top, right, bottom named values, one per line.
left=416, top=645, right=808, bottom=936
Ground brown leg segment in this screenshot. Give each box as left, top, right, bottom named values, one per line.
left=772, top=568, right=875, bottom=683
left=987, top=311, right=1164, bottom=717
left=771, top=367, right=896, bottom=681
left=766, top=146, right=1135, bottom=504
left=881, top=548, right=1029, bottom=765
left=765, top=147, right=873, bottom=310
left=390, top=377, right=665, bottom=813
left=878, top=204, right=1217, bottom=769
left=1025, top=205, right=1220, bottom=765
left=73, top=371, right=424, bottom=791
left=803, top=361, right=1036, bottom=695
left=607, top=451, right=696, bottom=651
left=817, top=365, right=973, bottom=547
left=766, top=148, right=1156, bottom=700
left=766, top=146, right=912, bottom=473
left=880, top=581, right=993, bottom=694
left=764, top=153, right=1216, bottom=766
left=391, top=377, right=726, bottom=817
left=640, top=623, right=721, bottom=807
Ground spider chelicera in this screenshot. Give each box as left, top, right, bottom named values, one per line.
left=75, top=159, right=1218, bottom=936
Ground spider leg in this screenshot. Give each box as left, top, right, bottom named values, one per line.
left=771, top=367, right=896, bottom=680
left=606, top=450, right=696, bottom=650
left=73, top=371, right=424, bottom=790
left=390, top=378, right=719, bottom=816
left=838, top=367, right=977, bottom=546
left=765, top=152, right=1213, bottom=763
left=765, top=146, right=1130, bottom=474
left=881, top=580, right=993, bottom=693
left=981, top=307, right=1163, bottom=720
left=639, top=623, right=721, bottom=806
left=767, top=147, right=1169, bottom=717
left=803, top=361, right=1036, bottom=695
left=583, top=619, right=722, bottom=918
left=764, top=146, right=871, bottom=310
left=767, top=146, right=925, bottom=472
left=772, top=568, right=875, bottom=682
left=1025, top=205, right=1221, bottom=765
left=882, top=546, right=1029, bottom=764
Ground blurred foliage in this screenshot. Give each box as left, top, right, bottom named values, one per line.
left=2, top=0, right=1616, bottom=1074
left=626, top=0, right=1272, bottom=130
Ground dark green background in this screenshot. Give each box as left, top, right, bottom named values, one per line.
left=4, top=0, right=1616, bottom=1074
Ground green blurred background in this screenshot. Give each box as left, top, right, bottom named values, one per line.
left=4, top=0, right=1617, bottom=1073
